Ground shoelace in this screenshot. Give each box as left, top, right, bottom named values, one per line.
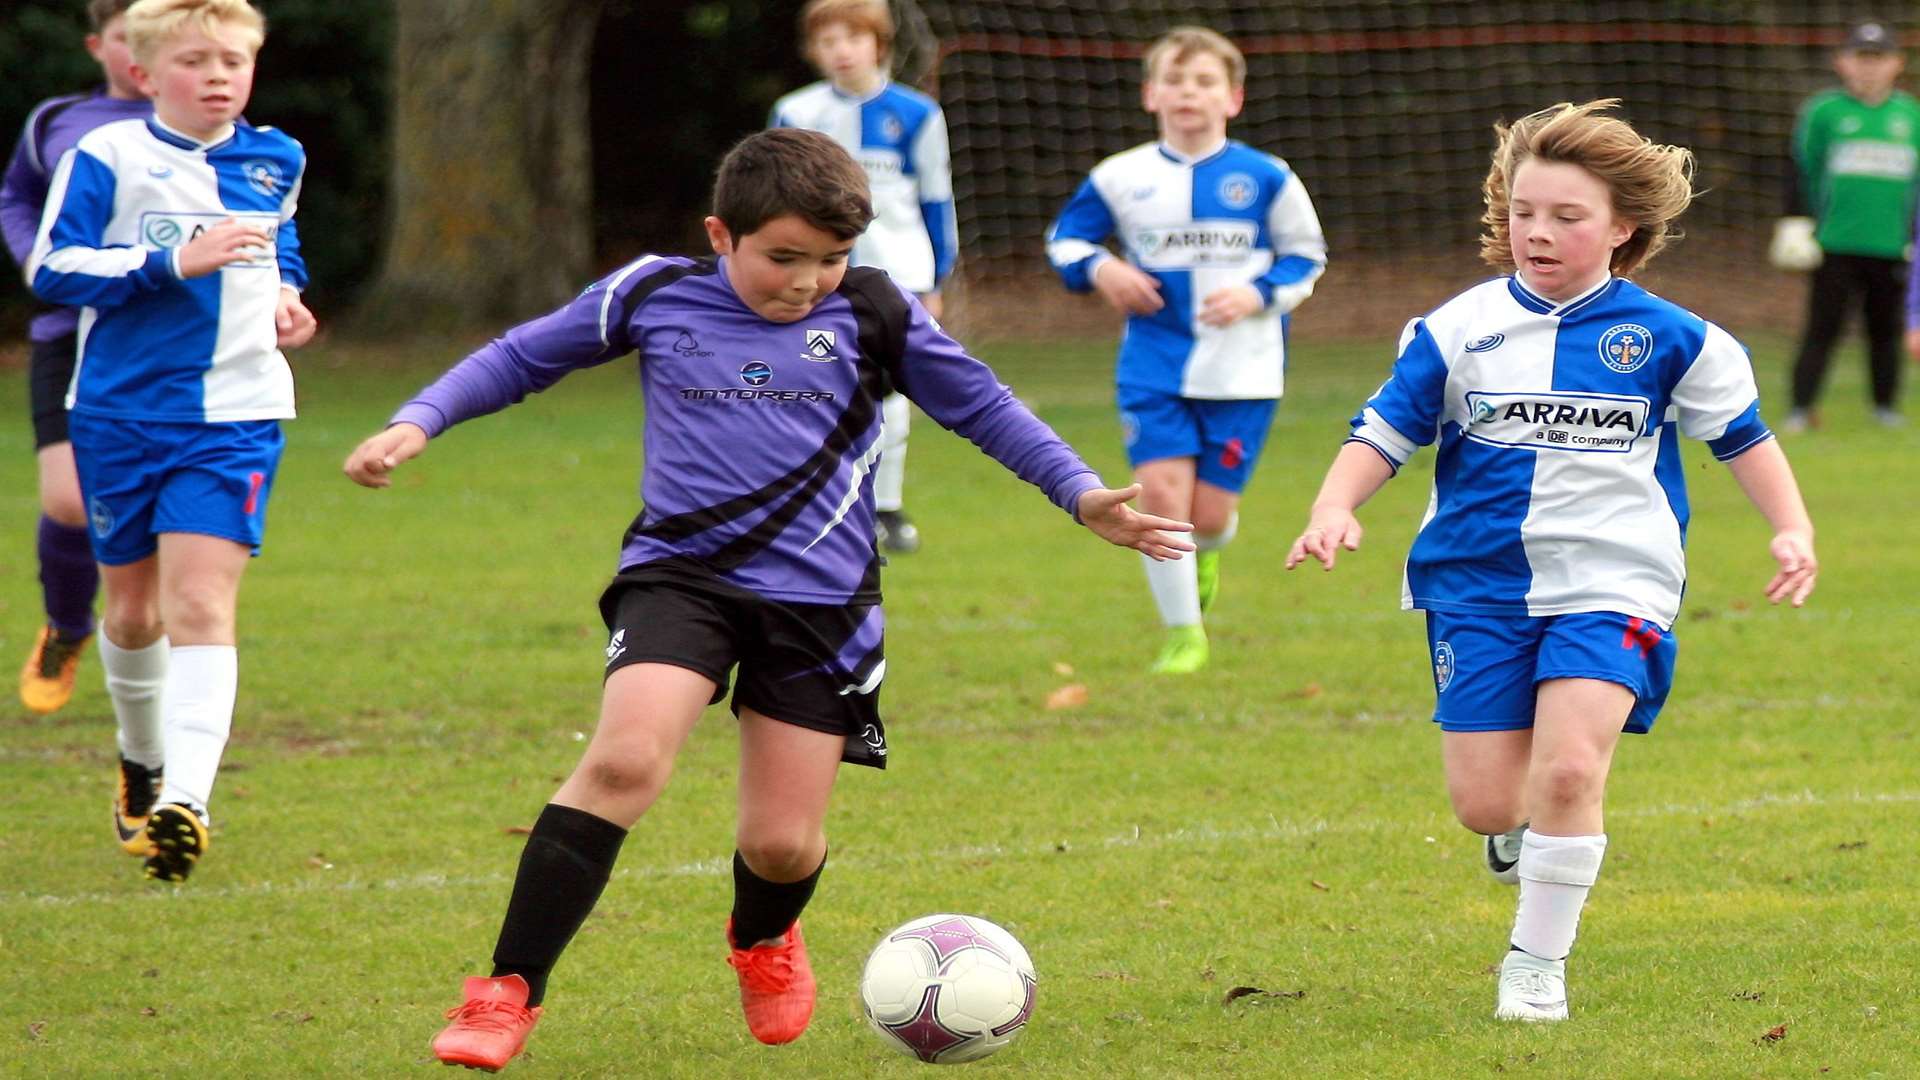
left=443, top=999, right=533, bottom=1033
left=38, top=634, right=85, bottom=678
left=728, top=946, right=797, bottom=994
left=122, top=764, right=161, bottom=818
left=1504, top=966, right=1561, bottom=1002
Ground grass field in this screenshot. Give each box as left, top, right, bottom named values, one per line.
left=1, top=327, right=1915, bottom=1078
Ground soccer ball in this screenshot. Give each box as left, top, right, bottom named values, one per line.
left=859, top=913, right=1038, bottom=1064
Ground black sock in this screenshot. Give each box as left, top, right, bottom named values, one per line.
left=728, top=849, right=826, bottom=948
left=489, top=803, right=627, bottom=1006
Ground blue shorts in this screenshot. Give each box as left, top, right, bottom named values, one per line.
left=1425, top=610, right=1677, bottom=734
left=1117, top=386, right=1278, bottom=493
left=69, top=413, right=285, bottom=566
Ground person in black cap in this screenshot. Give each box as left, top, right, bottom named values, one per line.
left=1772, top=20, right=1920, bottom=431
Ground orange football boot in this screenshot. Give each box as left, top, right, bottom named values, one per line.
left=433, top=974, right=543, bottom=1072
left=726, top=919, right=816, bottom=1045
left=20, top=625, right=90, bottom=715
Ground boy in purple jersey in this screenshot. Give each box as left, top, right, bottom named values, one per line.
left=344, top=128, right=1190, bottom=1072
left=1287, top=101, right=1816, bottom=1022
left=3, top=0, right=147, bottom=718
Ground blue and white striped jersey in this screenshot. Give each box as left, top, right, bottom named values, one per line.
left=1349, top=275, right=1773, bottom=631
left=770, top=80, right=956, bottom=294
left=1046, top=140, right=1326, bottom=400
left=27, top=116, right=307, bottom=423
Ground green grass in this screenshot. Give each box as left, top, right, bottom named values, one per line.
left=1, top=328, right=1915, bottom=1078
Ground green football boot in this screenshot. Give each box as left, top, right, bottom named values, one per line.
left=1149, top=624, right=1209, bottom=675
left=1195, top=550, right=1222, bottom=615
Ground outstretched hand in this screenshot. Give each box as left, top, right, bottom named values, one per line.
left=1076, top=483, right=1195, bottom=560
left=1285, top=508, right=1364, bottom=570
left=343, top=423, right=429, bottom=488
left=1763, top=528, right=1817, bottom=607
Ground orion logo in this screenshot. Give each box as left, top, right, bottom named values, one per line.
left=1465, top=333, right=1505, bottom=353
left=740, top=361, right=773, bottom=386
left=145, top=218, right=184, bottom=247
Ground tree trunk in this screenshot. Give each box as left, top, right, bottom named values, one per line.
left=358, top=0, right=604, bottom=331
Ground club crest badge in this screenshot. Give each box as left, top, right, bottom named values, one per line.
left=1598, top=323, right=1652, bottom=373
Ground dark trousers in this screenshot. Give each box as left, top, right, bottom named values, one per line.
left=1790, top=253, right=1906, bottom=411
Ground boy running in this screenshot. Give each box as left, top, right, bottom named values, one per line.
left=771, top=0, right=958, bottom=553
left=1288, top=100, right=1817, bottom=1021
left=1047, top=25, right=1326, bottom=674
left=3, top=0, right=148, bottom=716
left=26, top=0, right=316, bottom=880
left=344, top=127, right=1189, bottom=1072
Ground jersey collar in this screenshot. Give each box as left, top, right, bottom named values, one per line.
left=828, top=78, right=890, bottom=105
left=146, top=116, right=237, bottom=153
left=1156, top=139, right=1231, bottom=167
left=1508, top=272, right=1617, bottom=317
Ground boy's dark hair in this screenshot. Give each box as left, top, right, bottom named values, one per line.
left=712, top=128, right=874, bottom=241
left=88, top=0, right=137, bottom=31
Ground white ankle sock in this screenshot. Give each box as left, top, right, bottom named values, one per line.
left=1141, top=551, right=1201, bottom=627
left=157, top=645, right=238, bottom=821
left=100, top=633, right=169, bottom=768
left=1510, top=831, right=1607, bottom=960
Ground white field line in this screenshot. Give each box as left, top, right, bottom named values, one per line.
left=10, top=788, right=1917, bottom=910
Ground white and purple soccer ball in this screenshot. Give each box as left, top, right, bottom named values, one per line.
left=859, top=913, right=1038, bottom=1064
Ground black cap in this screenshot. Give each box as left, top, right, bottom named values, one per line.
left=1844, top=21, right=1898, bottom=52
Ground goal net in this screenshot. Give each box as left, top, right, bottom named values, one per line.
left=911, top=0, right=1879, bottom=336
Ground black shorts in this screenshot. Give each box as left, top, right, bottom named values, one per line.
left=28, top=333, right=78, bottom=449
left=598, top=559, right=889, bottom=769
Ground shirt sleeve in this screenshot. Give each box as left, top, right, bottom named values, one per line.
left=1251, top=169, right=1327, bottom=314
left=1792, top=98, right=1828, bottom=219
left=275, top=164, right=308, bottom=291
left=1, top=119, right=49, bottom=269
left=1345, top=318, right=1450, bottom=473
left=886, top=285, right=1101, bottom=517
left=27, top=145, right=178, bottom=306
left=390, top=261, right=650, bottom=437
left=912, top=108, right=958, bottom=286
left=1671, top=321, right=1772, bottom=460
left=1045, top=175, right=1116, bottom=293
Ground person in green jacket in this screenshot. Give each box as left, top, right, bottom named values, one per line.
left=1776, top=20, right=1920, bottom=431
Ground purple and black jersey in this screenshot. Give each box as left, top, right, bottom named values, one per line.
left=393, top=257, right=1102, bottom=604
left=2, top=88, right=152, bottom=343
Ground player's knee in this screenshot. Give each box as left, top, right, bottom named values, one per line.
left=1452, top=798, right=1524, bottom=836
left=1529, top=752, right=1606, bottom=812
left=1191, top=507, right=1234, bottom=537
left=163, top=584, right=237, bottom=640
left=735, top=830, right=819, bottom=880
left=580, top=751, right=670, bottom=802
left=40, top=486, right=87, bottom=526
left=102, top=608, right=163, bottom=650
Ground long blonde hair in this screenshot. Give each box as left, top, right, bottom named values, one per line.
left=1480, top=99, right=1696, bottom=275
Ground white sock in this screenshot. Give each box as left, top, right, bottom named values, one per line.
left=874, top=393, right=910, bottom=512
left=1510, top=831, right=1607, bottom=960
left=1141, top=552, right=1201, bottom=627
left=157, top=645, right=238, bottom=822
left=100, top=633, right=169, bottom=768
left=1194, top=512, right=1239, bottom=553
